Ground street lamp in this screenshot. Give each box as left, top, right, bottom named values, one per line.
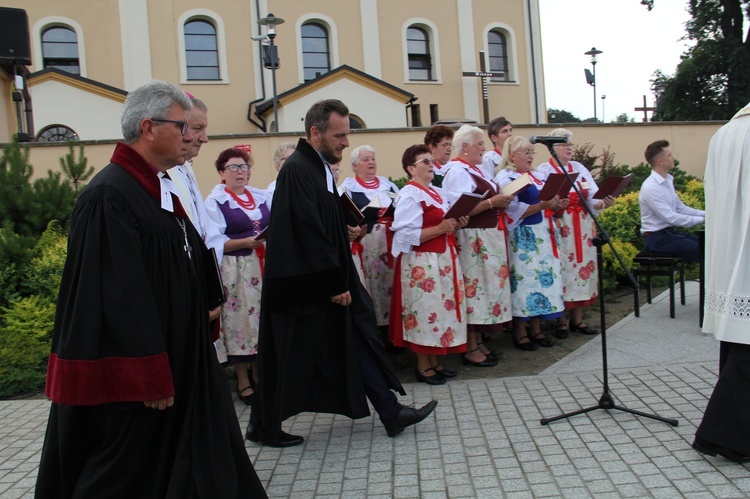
left=257, top=13, right=285, bottom=132
left=601, top=94, right=606, bottom=122
left=584, top=47, right=603, bottom=121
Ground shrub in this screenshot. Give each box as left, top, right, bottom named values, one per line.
left=0, top=295, right=55, bottom=397
left=22, top=222, right=68, bottom=300
left=601, top=239, right=639, bottom=292
left=678, top=178, right=705, bottom=211
left=389, top=176, right=408, bottom=190
left=598, top=191, right=642, bottom=249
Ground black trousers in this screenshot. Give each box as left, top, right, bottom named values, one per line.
left=694, top=341, right=750, bottom=455
left=250, top=326, right=401, bottom=431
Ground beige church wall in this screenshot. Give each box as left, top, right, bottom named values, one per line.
left=16, top=122, right=722, bottom=200
left=0, top=76, right=15, bottom=143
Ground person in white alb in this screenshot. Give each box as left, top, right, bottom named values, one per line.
left=167, top=96, right=224, bottom=262
left=638, top=140, right=704, bottom=262
left=692, top=103, right=750, bottom=464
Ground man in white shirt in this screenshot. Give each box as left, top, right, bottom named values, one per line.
left=167, top=97, right=224, bottom=262
left=638, top=140, right=704, bottom=262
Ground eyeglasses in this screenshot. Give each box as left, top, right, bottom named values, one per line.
left=223, top=163, right=252, bottom=172
left=518, top=149, right=536, bottom=156
left=437, top=141, right=454, bottom=149
left=151, top=118, right=189, bottom=136
left=411, top=157, right=435, bottom=167
left=554, top=143, right=574, bottom=148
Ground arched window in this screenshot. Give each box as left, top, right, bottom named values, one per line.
left=301, top=22, right=330, bottom=82
left=184, top=20, right=219, bottom=80
left=407, top=26, right=432, bottom=81
left=42, top=26, right=79, bottom=75
left=488, top=30, right=509, bottom=82
left=37, top=125, right=79, bottom=142
left=349, top=115, right=365, bottom=130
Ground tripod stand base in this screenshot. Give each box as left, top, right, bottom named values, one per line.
left=540, top=391, right=679, bottom=426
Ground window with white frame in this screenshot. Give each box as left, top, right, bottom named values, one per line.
left=301, top=22, right=330, bottom=82
left=487, top=29, right=509, bottom=82
left=184, top=19, right=220, bottom=80
left=42, top=26, right=80, bottom=75
left=406, top=26, right=433, bottom=81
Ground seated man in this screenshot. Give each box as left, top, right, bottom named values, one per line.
left=638, top=140, right=704, bottom=261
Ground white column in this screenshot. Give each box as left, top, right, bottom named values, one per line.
left=457, top=0, right=480, bottom=122
left=118, top=0, right=153, bottom=90
left=523, top=0, right=546, bottom=124
left=360, top=0, right=382, bottom=78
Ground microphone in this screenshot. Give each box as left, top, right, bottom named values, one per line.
left=529, top=135, right=568, bottom=145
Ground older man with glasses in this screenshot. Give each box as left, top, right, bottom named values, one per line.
left=36, top=80, right=266, bottom=498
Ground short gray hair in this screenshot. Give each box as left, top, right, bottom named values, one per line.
left=121, top=80, right=192, bottom=144
left=452, top=124, right=484, bottom=153
left=273, top=141, right=296, bottom=167
left=349, top=145, right=376, bottom=172
left=548, top=128, right=572, bottom=140
left=190, top=97, right=208, bottom=113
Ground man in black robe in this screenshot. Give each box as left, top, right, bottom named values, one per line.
left=36, top=81, right=266, bottom=498
left=246, top=99, right=437, bottom=447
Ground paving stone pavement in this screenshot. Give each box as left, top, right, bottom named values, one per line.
left=3, top=280, right=749, bottom=498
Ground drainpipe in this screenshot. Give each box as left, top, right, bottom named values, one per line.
left=247, top=0, right=267, bottom=131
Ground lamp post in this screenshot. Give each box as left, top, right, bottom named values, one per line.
left=584, top=47, right=603, bottom=121
left=601, top=94, right=606, bottom=122
left=258, top=13, right=285, bottom=132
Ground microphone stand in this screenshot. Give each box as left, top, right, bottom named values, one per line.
left=537, top=142, right=678, bottom=427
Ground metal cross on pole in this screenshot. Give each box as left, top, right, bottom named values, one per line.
left=462, top=50, right=504, bottom=124
left=634, top=95, right=657, bottom=122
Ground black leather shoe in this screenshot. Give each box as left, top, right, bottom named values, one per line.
left=432, top=365, right=458, bottom=379
left=529, top=331, right=553, bottom=348
left=245, top=424, right=304, bottom=448
left=415, top=368, right=446, bottom=385
left=570, top=321, right=598, bottom=335
left=513, top=335, right=538, bottom=351
left=693, top=437, right=750, bottom=463
left=384, top=400, right=438, bottom=437
left=461, top=353, right=498, bottom=367
left=554, top=324, right=569, bottom=339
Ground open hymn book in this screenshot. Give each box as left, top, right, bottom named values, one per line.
left=501, top=173, right=533, bottom=196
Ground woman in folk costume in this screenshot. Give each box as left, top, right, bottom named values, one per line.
left=495, top=136, right=568, bottom=351
left=423, top=124, right=455, bottom=187
left=536, top=129, right=614, bottom=339
left=341, top=145, right=399, bottom=326
left=332, top=161, right=369, bottom=291
left=205, top=147, right=271, bottom=405
left=441, top=125, right=515, bottom=367
left=481, top=116, right=513, bottom=178
left=389, top=144, right=468, bottom=385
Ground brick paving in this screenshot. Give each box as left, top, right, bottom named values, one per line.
left=4, top=281, right=749, bottom=498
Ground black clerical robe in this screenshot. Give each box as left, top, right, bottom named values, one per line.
left=36, top=143, right=266, bottom=499
left=256, top=138, right=404, bottom=430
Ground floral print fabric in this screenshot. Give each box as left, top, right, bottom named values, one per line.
left=456, top=228, right=512, bottom=326
left=218, top=252, right=262, bottom=358
left=509, top=222, right=564, bottom=319
left=396, top=251, right=467, bottom=351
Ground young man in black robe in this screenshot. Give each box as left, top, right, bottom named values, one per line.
left=36, top=81, right=266, bottom=498
left=246, top=99, right=438, bottom=447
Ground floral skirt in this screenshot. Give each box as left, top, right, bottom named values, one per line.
left=362, top=223, right=393, bottom=326
left=214, top=253, right=262, bottom=363
left=509, top=221, right=564, bottom=319
left=557, top=211, right=598, bottom=307
left=456, top=227, right=512, bottom=329
left=390, top=251, right=467, bottom=354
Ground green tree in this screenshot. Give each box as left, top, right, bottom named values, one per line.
left=651, top=0, right=750, bottom=121
left=547, top=108, right=582, bottom=123
left=614, top=113, right=635, bottom=123
left=59, top=142, right=94, bottom=193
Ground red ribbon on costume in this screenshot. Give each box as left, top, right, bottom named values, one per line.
left=566, top=192, right=585, bottom=263
left=497, top=212, right=513, bottom=260
left=544, top=210, right=560, bottom=258
left=351, top=241, right=368, bottom=278
left=447, top=233, right=462, bottom=323
left=255, top=244, right=266, bottom=276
